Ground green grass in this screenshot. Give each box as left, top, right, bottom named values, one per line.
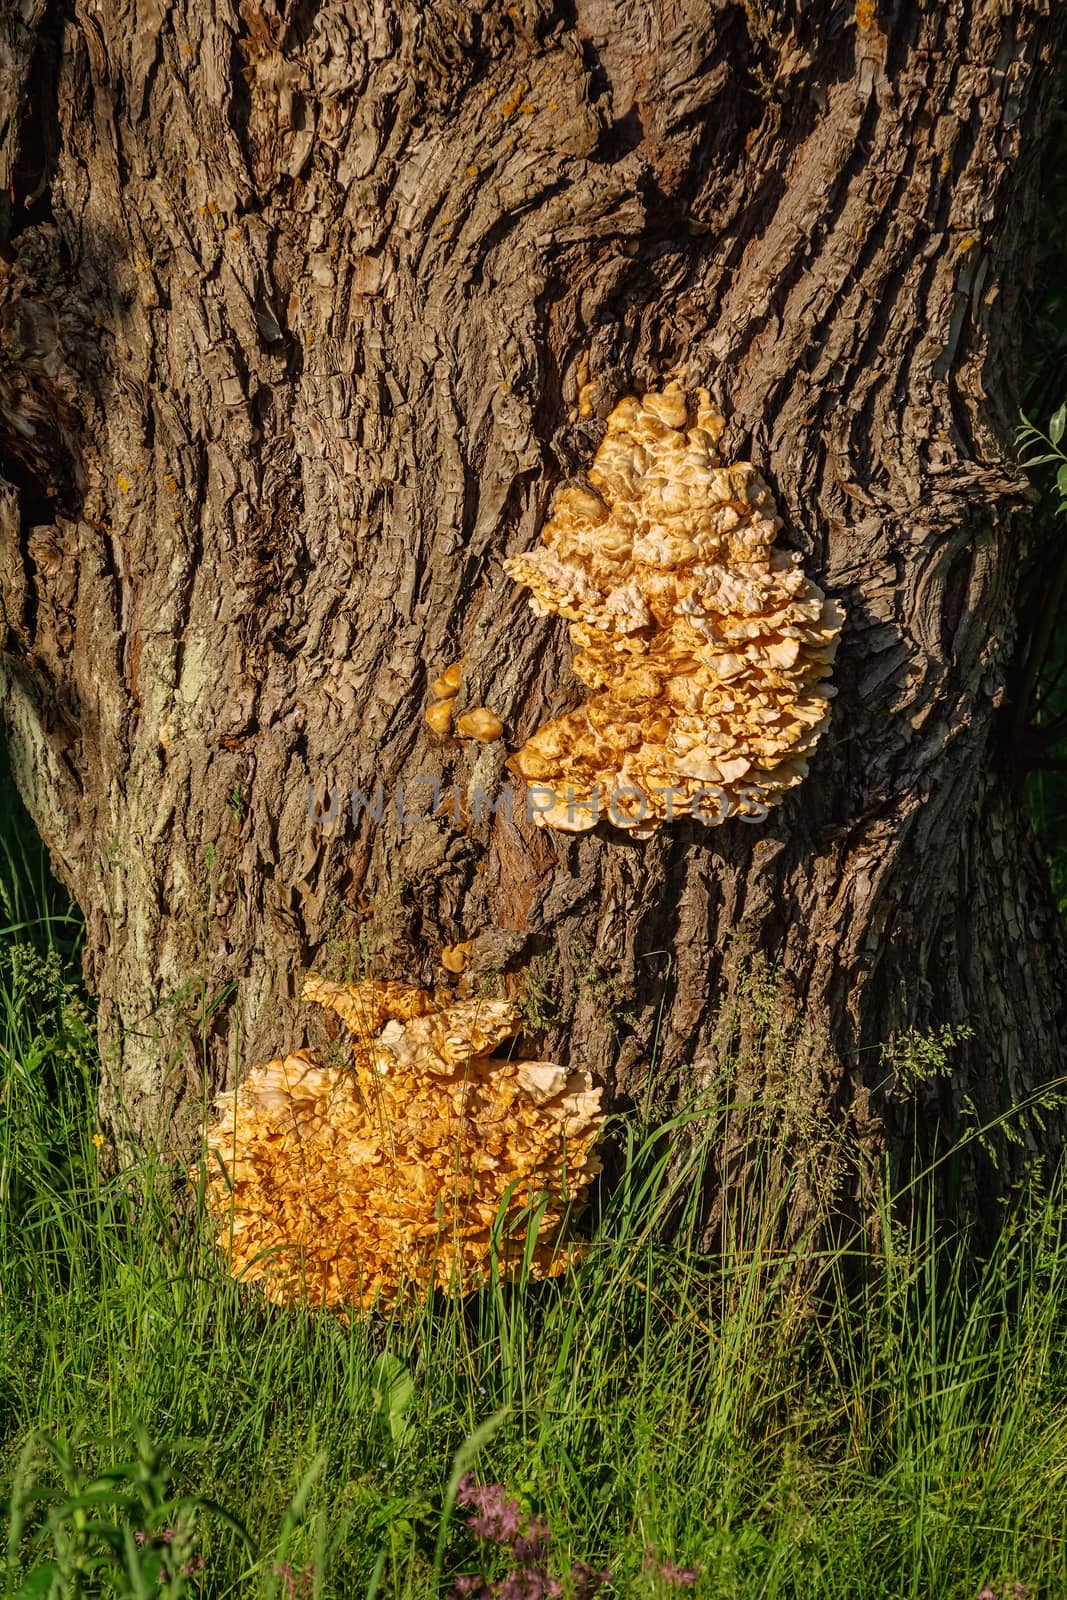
left=1, top=796, right=1066, bottom=1598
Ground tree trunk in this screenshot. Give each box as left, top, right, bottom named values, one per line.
left=1, top=0, right=1064, bottom=1243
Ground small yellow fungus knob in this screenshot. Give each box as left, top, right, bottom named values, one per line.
left=426, top=698, right=455, bottom=734
left=456, top=707, right=504, bottom=742
left=440, top=940, right=474, bottom=974
left=432, top=660, right=465, bottom=699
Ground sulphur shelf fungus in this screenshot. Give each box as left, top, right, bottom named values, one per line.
left=503, top=380, right=844, bottom=834
left=201, top=975, right=603, bottom=1314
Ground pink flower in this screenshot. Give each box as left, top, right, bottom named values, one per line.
left=568, top=1561, right=612, bottom=1597
left=450, top=1577, right=492, bottom=1599
left=272, top=1561, right=314, bottom=1598
left=657, top=1561, right=699, bottom=1587
left=457, top=1477, right=525, bottom=1546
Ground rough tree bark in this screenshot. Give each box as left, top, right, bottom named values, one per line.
left=1, top=0, right=1064, bottom=1243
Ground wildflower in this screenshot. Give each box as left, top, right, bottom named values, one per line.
left=657, top=1561, right=699, bottom=1587
left=272, top=1560, right=314, bottom=1598
left=91, top=1132, right=105, bottom=1148
left=511, top=1520, right=550, bottom=1565
left=977, top=1589, right=998, bottom=1600
left=134, top=1531, right=147, bottom=1546
left=454, top=1478, right=609, bottom=1600
left=641, top=1547, right=698, bottom=1587
left=457, top=1476, right=524, bottom=1545
left=467, top=1504, right=523, bottom=1543
left=450, top=1577, right=492, bottom=1599
left=568, top=1562, right=612, bottom=1598
left=497, top=1571, right=561, bottom=1600
left=182, top=1555, right=207, bottom=1575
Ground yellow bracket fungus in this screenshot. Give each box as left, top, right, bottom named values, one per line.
left=201, top=976, right=603, bottom=1313
left=503, top=380, right=844, bottom=833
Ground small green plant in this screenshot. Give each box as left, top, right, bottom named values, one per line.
left=5, top=1427, right=252, bottom=1598
left=1017, top=402, right=1067, bottom=485
left=515, top=950, right=558, bottom=1032
left=314, top=882, right=410, bottom=985
left=881, top=1021, right=977, bottom=1097
left=569, top=938, right=636, bottom=1031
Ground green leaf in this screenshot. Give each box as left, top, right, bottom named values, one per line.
left=1051, top=404, right=1066, bottom=445
left=276, top=1449, right=327, bottom=1546
left=1056, top=462, right=1067, bottom=504
left=371, top=1355, right=416, bottom=1446
left=365, top=1546, right=387, bottom=1600
left=55, top=1488, right=138, bottom=1514
left=366, top=1494, right=434, bottom=1538
left=16, top=1565, right=60, bottom=1599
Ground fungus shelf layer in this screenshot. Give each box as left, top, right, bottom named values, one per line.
left=201, top=977, right=603, bottom=1313
left=504, top=381, right=844, bottom=833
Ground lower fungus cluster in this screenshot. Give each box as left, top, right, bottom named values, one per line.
left=201, top=977, right=603, bottom=1314
left=503, top=381, right=844, bottom=834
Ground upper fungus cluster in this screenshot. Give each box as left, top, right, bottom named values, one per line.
left=503, top=381, right=844, bottom=834
left=202, top=976, right=603, bottom=1314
